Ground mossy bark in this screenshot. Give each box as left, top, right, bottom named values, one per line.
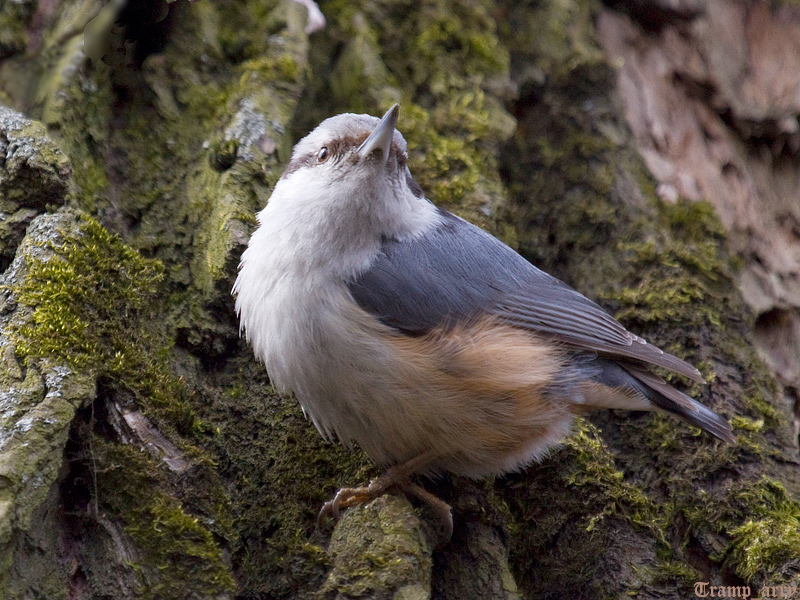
left=0, top=0, right=798, bottom=598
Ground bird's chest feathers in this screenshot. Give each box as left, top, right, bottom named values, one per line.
left=235, top=175, right=440, bottom=403
left=236, top=222, right=379, bottom=392
left=258, top=279, right=350, bottom=392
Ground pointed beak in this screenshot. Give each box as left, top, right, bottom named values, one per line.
left=358, top=104, right=399, bottom=165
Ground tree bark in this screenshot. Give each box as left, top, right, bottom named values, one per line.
left=0, top=0, right=798, bottom=598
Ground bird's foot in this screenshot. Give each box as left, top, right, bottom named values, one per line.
left=318, top=475, right=393, bottom=523
left=318, top=467, right=453, bottom=544
left=400, top=480, right=453, bottom=543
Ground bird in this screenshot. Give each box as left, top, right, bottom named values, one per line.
left=233, top=104, right=734, bottom=538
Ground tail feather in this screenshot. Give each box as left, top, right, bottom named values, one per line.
left=580, top=358, right=734, bottom=443
left=621, top=363, right=734, bottom=443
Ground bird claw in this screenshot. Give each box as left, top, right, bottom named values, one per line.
left=317, top=474, right=454, bottom=545
left=406, top=482, right=453, bottom=544
left=317, top=478, right=390, bottom=526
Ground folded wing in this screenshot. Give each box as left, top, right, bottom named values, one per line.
left=349, top=208, right=703, bottom=383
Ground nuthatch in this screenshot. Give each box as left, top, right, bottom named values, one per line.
left=233, top=104, right=733, bottom=536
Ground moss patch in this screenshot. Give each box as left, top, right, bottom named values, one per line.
left=10, top=211, right=199, bottom=429
left=501, top=422, right=662, bottom=598
left=9, top=209, right=236, bottom=597
left=0, top=1, right=33, bottom=59
left=563, top=422, right=664, bottom=535
left=685, top=477, right=800, bottom=585
left=193, top=354, right=376, bottom=598
left=320, top=494, right=432, bottom=598
left=94, top=439, right=236, bottom=599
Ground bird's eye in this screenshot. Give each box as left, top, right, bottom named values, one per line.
left=317, top=147, right=329, bottom=163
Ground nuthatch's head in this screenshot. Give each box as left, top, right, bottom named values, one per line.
left=265, top=104, right=434, bottom=259
left=281, top=104, right=406, bottom=188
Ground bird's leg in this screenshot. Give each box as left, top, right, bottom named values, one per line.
left=318, top=452, right=432, bottom=520
left=395, top=479, right=454, bottom=542
left=318, top=451, right=453, bottom=540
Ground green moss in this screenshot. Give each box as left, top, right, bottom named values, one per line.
left=738, top=364, right=783, bottom=424
left=327, top=12, right=402, bottom=115
left=500, top=420, right=665, bottom=598
left=6, top=211, right=236, bottom=596
left=563, top=422, right=664, bottom=536
left=14, top=215, right=163, bottom=366
left=321, top=495, right=432, bottom=597
left=609, top=199, right=733, bottom=329
left=402, top=104, right=480, bottom=205
left=729, top=518, right=800, bottom=581
left=529, top=0, right=605, bottom=77
left=0, top=2, right=33, bottom=57
left=684, top=478, right=800, bottom=584
left=649, top=558, right=702, bottom=588
left=407, top=0, right=507, bottom=87
left=730, top=416, right=765, bottom=433
left=197, top=357, right=377, bottom=598
left=11, top=211, right=197, bottom=432
left=43, top=68, right=114, bottom=214
left=214, top=0, right=282, bottom=63
left=612, top=239, right=724, bottom=330
left=95, top=440, right=236, bottom=599
left=323, top=0, right=506, bottom=88
left=238, top=53, right=305, bottom=85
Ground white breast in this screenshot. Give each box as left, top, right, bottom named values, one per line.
left=234, top=167, right=440, bottom=381
left=234, top=216, right=395, bottom=445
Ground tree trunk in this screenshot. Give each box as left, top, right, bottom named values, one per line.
left=0, top=0, right=798, bottom=598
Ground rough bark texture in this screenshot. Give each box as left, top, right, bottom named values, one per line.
left=0, top=0, right=798, bottom=598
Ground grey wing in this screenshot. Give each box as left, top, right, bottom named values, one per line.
left=347, top=209, right=704, bottom=383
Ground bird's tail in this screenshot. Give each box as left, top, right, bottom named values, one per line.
left=581, top=359, right=734, bottom=443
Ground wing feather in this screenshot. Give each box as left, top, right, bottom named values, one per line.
left=348, top=209, right=703, bottom=383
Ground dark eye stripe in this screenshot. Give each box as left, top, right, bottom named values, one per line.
left=281, top=133, right=404, bottom=179
left=282, top=152, right=317, bottom=178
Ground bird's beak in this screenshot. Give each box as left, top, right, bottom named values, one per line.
left=358, top=104, right=399, bottom=166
